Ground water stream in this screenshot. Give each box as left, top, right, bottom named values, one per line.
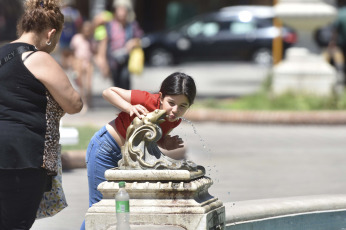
left=180, top=118, right=220, bottom=182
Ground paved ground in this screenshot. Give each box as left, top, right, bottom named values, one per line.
left=32, top=122, right=346, bottom=230
left=32, top=62, right=346, bottom=229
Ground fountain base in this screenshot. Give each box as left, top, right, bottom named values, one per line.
left=85, top=169, right=225, bottom=229
left=272, top=48, right=337, bottom=96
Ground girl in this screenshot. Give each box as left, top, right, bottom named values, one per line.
left=80, top=72, right=196, bottom=229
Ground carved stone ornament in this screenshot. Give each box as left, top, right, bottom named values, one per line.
left=118, top=109, right=199, bottom=171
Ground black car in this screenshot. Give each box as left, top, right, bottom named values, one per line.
left=141, top=6, right=297, bottom=66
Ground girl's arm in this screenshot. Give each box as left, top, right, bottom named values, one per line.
left=158, top=126, right=184, bottom=150
left=102, top=87, right=149, bottom=118
left=158, top=133, right=186, bottom=160
left=24, top=51, right=83, bottom=114
left=158, top=135, right=184, bottom=150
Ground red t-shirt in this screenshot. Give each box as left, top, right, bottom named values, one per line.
left=115, top=90, right=182, bottom=140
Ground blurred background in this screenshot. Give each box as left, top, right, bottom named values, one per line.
left=2, top=0, right=346, bottom=229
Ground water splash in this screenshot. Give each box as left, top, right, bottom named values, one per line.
left=180, top=117, right=211, bottom=154
left=180, top=117, right=219, bottom=180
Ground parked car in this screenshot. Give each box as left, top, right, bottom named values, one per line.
left=141, top=6, right=297, bottom=66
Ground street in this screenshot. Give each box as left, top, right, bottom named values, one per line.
left=32, top=62, right=346, bottom=229
left=88, top=60, right=270, bottom=99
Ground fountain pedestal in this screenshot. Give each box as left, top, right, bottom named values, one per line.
left=85, top=169, right=225, bottom=229
left=85, top=110, right=225, bottom=229
left=272, top=0, right=338, bottom=96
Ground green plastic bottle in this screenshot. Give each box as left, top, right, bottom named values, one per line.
left=116, top=181, right=130, bottom=230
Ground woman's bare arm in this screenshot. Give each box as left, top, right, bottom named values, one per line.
left=23, top=51, right=83, bottom=114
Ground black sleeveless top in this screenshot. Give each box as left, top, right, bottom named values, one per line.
left=0, top=42, right=64, bottom=175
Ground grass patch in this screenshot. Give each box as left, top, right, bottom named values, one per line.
left=194, top=90, right=346, bottom=111
left=230, top=91, right=346, bottom=110
left=61, top=125, right=100, bottom=151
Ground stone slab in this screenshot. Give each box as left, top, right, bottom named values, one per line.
left=105, top=167, right=205, bottom=181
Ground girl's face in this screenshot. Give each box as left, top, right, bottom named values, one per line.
left=160, top=94, right=190, bottom=122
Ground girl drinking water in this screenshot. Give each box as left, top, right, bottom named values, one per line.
left=80, top=72, right=196, bottom=229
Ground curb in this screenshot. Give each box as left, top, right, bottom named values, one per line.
left=185, top=109, right=346, bottom=125
left=225, top=194, right=346, bottom=226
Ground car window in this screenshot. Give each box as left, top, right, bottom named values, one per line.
left=186, top=21, right=220, bottom=37
left=256, top=18, right=273, bottom=29
left=230, top=21, right=256, bottom=34
left=203, top=22, right=220, bottom=37
left=187, top=21, right=204, bottom=37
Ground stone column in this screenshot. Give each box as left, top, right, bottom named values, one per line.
left=272, top=0, right=338, bottom=96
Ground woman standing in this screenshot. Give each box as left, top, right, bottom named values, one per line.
left=0, top=0, right=83, bottom=229
left=99, top=0, right=143, bottom=89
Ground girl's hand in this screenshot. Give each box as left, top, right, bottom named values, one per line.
left=128, top=104, right=149, bottom=119
left=161, top=135, right=184, bottom=150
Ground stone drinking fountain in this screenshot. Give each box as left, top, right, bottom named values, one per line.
left=85, top=110, right=225, bottom=229
left=272, top=0, right=338, bottom=96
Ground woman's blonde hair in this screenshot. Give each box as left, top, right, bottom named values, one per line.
left=17, top=0, right=64, bottom=36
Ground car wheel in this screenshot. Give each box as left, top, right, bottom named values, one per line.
left=252, top=48, right=272, bottom=66
left=149, top=48, right=173, bottom=66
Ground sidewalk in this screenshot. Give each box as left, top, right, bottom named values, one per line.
left=33, top=122, right=346, bottom=230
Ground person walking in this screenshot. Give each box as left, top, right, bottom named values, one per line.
left=70, top=21, right=96, bottom=110
left=98, top=0, right=143, bottom=89
left=59, top=0, right=83, bottom=70
left=329, top=3, right=346, bottom=84
left=80, top=72, right=196, bottom=229
left=0, top=0, right=83, bottom=229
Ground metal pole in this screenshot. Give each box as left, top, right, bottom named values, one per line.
left=272, top=0, right=283, bottom=65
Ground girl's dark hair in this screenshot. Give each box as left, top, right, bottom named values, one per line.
left=17, top=0, right=64, bottom=36
left=159, top=72, right=197, bottom=105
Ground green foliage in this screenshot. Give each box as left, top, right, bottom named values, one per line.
left=229, top=90, right=346, bottom=111
left=61, top=125, right=99, bottom=151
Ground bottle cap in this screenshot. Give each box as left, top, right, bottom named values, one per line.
left=119, top=181, right=126, bottom=188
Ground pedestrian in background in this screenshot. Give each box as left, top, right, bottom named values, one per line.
left=0, top=0, right=83, bottom=229
left=59, top=0, right=83, bottom=70
left=329, top=2, right=346, bottom=85
left=98, top=0, right=143, bottom=89
left=92, top=10, right=113, bottom=78
left=70, top=21, right=96, bottom=111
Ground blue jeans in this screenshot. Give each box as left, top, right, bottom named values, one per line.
left=80, top=126, right=122, bottom=230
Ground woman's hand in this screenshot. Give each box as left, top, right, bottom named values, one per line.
left=159, top=135, right=184, bottom=150
left=128, top=104, right=148, bottom=118
left=125, top=38, right=141, bottom=51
